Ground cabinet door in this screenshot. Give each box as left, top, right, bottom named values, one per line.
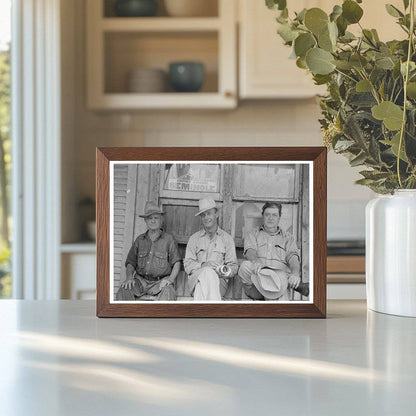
left=239, top=0, right=405, bottom=99
left=239, top=0, right=321, bottom=99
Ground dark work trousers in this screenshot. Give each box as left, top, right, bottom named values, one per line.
left=116, top=274, right=176, bottom=301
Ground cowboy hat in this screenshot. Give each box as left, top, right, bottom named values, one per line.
left=251, top=268, right=288, bottom=300
left=195, top=198, right=217, bottom=216
left=139, top=201, right=164, bottom=218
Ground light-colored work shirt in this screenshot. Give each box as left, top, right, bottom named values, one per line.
left=244, top=226, right=300, bottom=272
left=184, top=227, right=238, bottom=277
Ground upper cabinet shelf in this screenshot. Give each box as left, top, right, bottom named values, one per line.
left=100, top=17, right=221, bottom=32
left=86, top=0, right=237, bottom=110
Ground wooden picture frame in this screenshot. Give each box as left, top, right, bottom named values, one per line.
left=96, top=147, right=327, bottom=318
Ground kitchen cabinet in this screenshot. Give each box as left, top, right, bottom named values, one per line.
left=238, top=0, right=405, bottom=99
left=86, top=0, right=237, bottom=109
left=61, top=244, right=96, bottom=300
left=239, top=0, right=323, bottom=99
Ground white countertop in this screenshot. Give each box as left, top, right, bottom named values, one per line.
left=0, top=300, right=414, bottom=415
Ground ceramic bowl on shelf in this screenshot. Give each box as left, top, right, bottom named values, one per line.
left=168, top=62, right=205, bottom=92
left=164, top=0, right=217, bottom=17
left=127, top=68, right=167, bottom=93
left=114, top=0, right=158, bottom=17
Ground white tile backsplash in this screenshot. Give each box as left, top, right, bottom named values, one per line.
left=327, top=199, right=368, bottom=240
left=72, top=96, right=371, bottom=242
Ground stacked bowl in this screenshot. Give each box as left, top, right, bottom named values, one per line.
left=127, top=68, right=167, bottom=93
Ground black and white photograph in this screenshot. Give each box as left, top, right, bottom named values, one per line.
left=110, top=161, right=312, bottom=303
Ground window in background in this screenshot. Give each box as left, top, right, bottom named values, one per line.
left=0, top=0, right=11, bottom=298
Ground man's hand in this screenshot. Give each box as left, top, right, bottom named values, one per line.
left=121, top=278, right=135, bottom=290
left=159, top=278, right=173, bottom=289
left=253, top=261, right=264, bottom=275
left=288, top=274, right=301, bottom=289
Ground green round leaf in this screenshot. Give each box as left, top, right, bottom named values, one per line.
left=407, top=82, right=416, bottom=99
left=356, top=79, right=372, bottom=92
left=313, top=74, right=332, bottom=85
left=277, top=23, right=299, bottom=42
left=330, top=5, right=343, bottom=22
left=382, top=133, right=409, bottom=162
left=375, top=57, right=395, bottom=70
left=328, top=21, right=338, bottom=42
left=318, top=32, right=333, bottom=52
left=350, top=53, right=368, bottom=69
left=333, top=59, right=353, bottom=70
left=306, top=47, right=335, bottom=75
left=266, top=0, right=287, bottom=11
left=336, top=15, right=348, bottom=36
left=294, top=33, right=315, bottom=57
left=371, top=29, right=380, bottom=42
left=317, top=22, right=338, bottom=52
left=296, top=8, right=307, bottom=22
left=304, top=8, right=329, bottom=35
left=296, top=57, right=307, bottom=69
left=342, top=0, right=363, bottom=24
left=371, top=101, right=403, bottom=131
left=385, top=4, right=403, bottom=18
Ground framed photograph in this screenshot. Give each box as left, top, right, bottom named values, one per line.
left=96, top=147, right=327, bottom=318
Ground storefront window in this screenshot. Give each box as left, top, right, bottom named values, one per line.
left=234, top=164, right=296, bottom=200
left=163, top=163, right=220, bottom=193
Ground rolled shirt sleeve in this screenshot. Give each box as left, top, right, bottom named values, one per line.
left=284, top=233, right=300, bottom=264
left=184, top=234, right=202, bottom=275
left=243, top=230, right=258, bottom=255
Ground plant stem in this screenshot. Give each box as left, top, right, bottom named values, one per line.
left=397, top=0, right=415, bottom=188
left=334, top=68, right=357, bottom=83
left=358, top=69, right=380, bottom=104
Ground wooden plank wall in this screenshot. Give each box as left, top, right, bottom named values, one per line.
left=113, top=164, right=138, bottom=293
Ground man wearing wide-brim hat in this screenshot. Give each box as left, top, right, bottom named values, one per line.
left=116, top=201, right=181, bottom=301
left=184, top=198, right=238, bottom=301
left=238, top=201, right=308, bottom=300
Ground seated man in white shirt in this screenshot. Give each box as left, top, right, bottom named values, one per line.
left=184, top=198, right=238, bottom=301
left=238, top=202, right=308, bottom=300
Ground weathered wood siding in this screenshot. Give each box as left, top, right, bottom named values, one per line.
left=113, top=164, right=138, bottom=292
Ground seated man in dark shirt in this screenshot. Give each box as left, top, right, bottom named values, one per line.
left=116, top=201, right=181, bottom=301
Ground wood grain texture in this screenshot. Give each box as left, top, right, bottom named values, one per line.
left=96, top=147, right=327, bottom=318
left=313, top=148, right=327, bottom=318
left=327, top=256, right=365, bottom=274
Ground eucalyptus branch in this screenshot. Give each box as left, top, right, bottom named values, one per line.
left=393, top=86, right=404, bottom=103
left=358, top=69, right=381, bottom=104
left=397, top=0, right=415, bottom=187
left=358, top=22, right=378, bottom=49
left=334, top=68, right=358, bottom=83
left=390, top=78, right=398, bottom=101
left=267, top=0, right=416, bottom=193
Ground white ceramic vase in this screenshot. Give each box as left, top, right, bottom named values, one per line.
left=366, top=190, right=416, bottom=317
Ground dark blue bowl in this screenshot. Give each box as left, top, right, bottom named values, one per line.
left=169, top=62, right=205, bottom=93
left=114, top=0, right=158, bottom=17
